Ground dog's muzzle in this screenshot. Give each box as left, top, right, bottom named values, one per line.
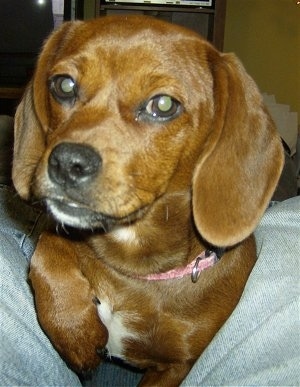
left=45, top=142, right=148, bottom=230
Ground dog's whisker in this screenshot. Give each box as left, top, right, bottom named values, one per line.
left=165, top=204, right=169, bottom=222
left=55, top=223, right=60, bottom=235
left=30, top=198, right=44, bottom=206
left=54, top=222, right=69, bottom=236
left=61, top=223, right=70, bottom=235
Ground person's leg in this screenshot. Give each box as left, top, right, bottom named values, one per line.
left=182, top=196, right=300, bottom=386
left=0, top=185, right=81, bottom=386
left=2, top=180, right=299, bottom=386
left=0, top=184, right=143, bottom=386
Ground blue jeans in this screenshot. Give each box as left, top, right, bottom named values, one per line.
left=0, top=184, right=299, bottom=386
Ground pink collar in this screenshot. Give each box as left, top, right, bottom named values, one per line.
left=138, top=250, right=219, bottom=283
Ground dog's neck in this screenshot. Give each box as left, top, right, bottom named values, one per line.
left=88, top=191, right=213, bottom=278
left=137, top=250, right=219, bottom=282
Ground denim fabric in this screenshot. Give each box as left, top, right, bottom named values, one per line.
left=0, top=186, right=81, bottom=386
left=0, top=185, right=49, bottom=261
left=0, top=184, right=299, bottom=386
left=181, top=196, right=300, bottom=386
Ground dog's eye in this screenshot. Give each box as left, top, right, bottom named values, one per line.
left=138, top=95, right=181, bottom=122
left=49, top=75, right=77, bottom=105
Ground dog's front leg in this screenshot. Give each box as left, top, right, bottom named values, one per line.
left=139, top=363, right=192, bottom=387
left=29, top=232, right=108, bottom=373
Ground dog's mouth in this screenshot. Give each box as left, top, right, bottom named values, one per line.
left=46, top=198, right=147, bottom=231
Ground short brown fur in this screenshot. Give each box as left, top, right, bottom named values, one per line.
left=13, top=16, right=283, bottom=386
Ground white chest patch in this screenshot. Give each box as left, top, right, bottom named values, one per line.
left=111, top=226, right=138, bottom=245
left=96, top=300, right=138, bottom=359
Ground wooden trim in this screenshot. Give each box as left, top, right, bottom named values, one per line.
left=213, top=0, right=226, bottom=51
left=0, top=87, right=24, bottom=100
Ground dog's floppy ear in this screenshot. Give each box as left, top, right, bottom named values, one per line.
left=12, top=83, right=46, bottom=199
left=192, top=52, right=284, bottom=247
left=12, top=22, right=80, bottom=199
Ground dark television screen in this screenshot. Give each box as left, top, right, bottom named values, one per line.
left=0, top=0, right=84, bottom=88
left=0, top=0, right=55, bottom=86
left=0, top=0, right=54, bottom=55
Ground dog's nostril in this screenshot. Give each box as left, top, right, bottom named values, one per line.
left=71, top=163, right=85, bottom=177
left=48, top=142, right=101, bottom=188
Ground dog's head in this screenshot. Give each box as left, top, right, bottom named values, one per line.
left=13, top=16, right=283, bottom=247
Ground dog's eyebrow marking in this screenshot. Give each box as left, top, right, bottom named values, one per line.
left=111, top=226, right=138, bottom=245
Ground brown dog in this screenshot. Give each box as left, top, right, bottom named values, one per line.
left=12, top=15, right=283, bottom=386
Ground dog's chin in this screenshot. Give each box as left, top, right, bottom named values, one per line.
left=46, top=199, right=146, bottom=231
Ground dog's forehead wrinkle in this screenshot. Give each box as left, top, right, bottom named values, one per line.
left=78, top=29, right=202, bottom=72
left=84, top=26, right=187, bottom=51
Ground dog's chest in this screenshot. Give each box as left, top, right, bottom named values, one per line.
left=96, top=300, right=138, bottom=358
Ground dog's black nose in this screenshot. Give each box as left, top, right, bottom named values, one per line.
left=48, top=143, right=101, bottom=188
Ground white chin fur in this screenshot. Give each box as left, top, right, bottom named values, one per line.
left=47, top=201, right=91, bottom=228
